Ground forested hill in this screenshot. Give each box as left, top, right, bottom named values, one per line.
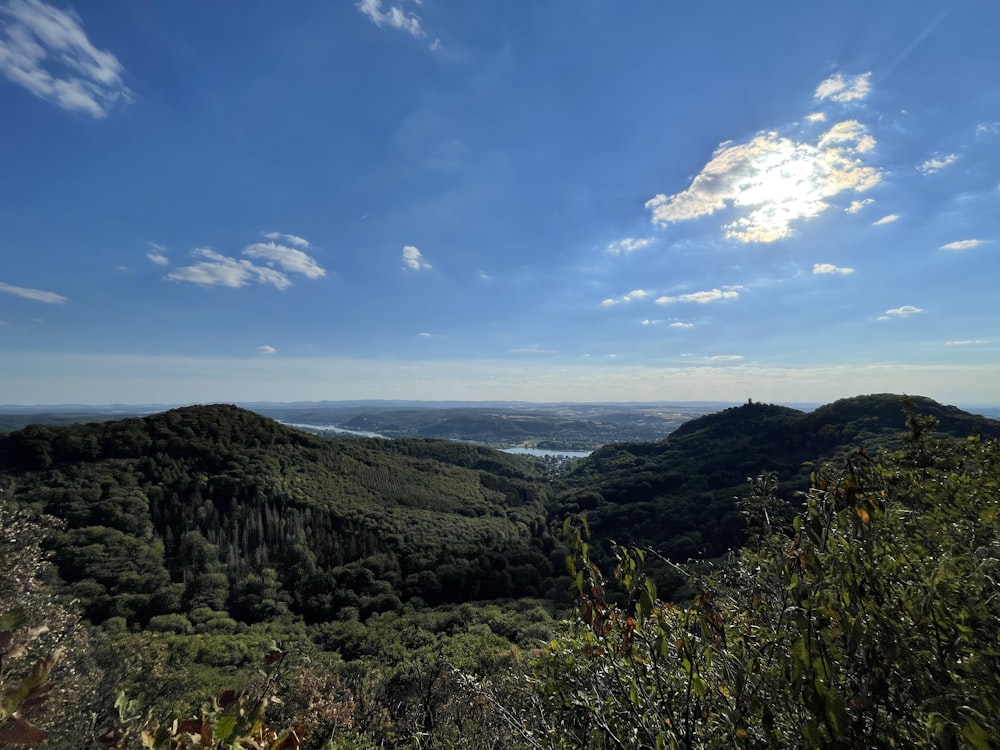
left=3, top=397, right=999, bottom=747
left=2, top=396, right=996, bottom=630
left=0, top=404, right=559, bottom=626
left=553, top=394, right=1000, bottom=563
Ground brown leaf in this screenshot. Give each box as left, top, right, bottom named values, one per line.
left=216, top=689, right=237, bottom=709
left=0, top=717, right=48, bottom=747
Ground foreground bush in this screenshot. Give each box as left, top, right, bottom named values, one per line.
left=528, top=424, right=1000, bottom=748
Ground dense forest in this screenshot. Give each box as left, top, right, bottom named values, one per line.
left=1, top=394, right=999, bottom=747
left=0, top=405, right=560, bottom=626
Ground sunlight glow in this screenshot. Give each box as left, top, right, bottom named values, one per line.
left=647, top=121, right=881, bottom=243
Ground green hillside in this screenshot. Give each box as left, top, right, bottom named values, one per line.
left=0, top=404, right=559, bottom=627
left=3, top=395, right=1000, bottom=747
left=553, top=394, right=1000, bottom=565
left=4, top=395, right=996, bottom=628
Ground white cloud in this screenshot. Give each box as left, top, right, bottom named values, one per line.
left=917, top=153, right=958, bottom=174
left=262, top=231, right=309, bottom=248
left=147, top=242, right=169, bottom=266
left=244, top=242, right=326, bottom=279
left=975, top=122, right=999, bottom=139
left=356, top=0, right=424, bottom=37
left=640, top=319, right=661, bottom=326
left=0, top=0, right=129, bottom=118
left=257, top=345, right=276, bottom=355
left=402, top=245, right=431, bottom=270
left=883, top=305, right=923, bottom=317
left=167, top=248, right=291, bottom=290
left=940, top=239, right=984, bottom=251
left=606, top=237, right=653, bottom=255
left=669, top=321, right=694, bottom=328
left=708, top=355, right=743, bottom=361
left=646, top=123, right=881, bottom=243
left=804, top=112, right=826, bottom=123
left=814, top=72, right=872, bottom=102
left=812, top=263, right=854, bottom=275
left=817, top=120, right=875, bottom=153
left=845, top=198, right=874, bottom=213
left=165, top=238, right=326, bottom=290
left=945, top=339, right=985, bottom=346
left=656, top=288, right=739, bottom=304
left=0, top=280, right=67, bottom=303
left=873, top=214, right=899, bottom=226
left=602, top=289, right=650, bottom=306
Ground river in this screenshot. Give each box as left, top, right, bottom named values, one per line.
left=282, top=422, right=592, bottom=457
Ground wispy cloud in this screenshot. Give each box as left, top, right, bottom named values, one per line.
left=945, top=339, right=985, bottom=346
left=146, top=242, right=169, bottom=266
left=646, top=82, right=881, bottom=244
left=975, top=122, right=999, bottom=139
left=845, top=198, right=874, bottom=214
left=510, top=344, right=555, bottom=354
left=879, top=305, right=923, bottom=320
left=402, top=245, right=431, bottom=270
left=640, top=319, right=661, bottom=326
left=0, top=280, right=67, bottom=303
left=817, top=120, right=875, bottom=152
left=708, top=354, right=743, bottom=362
left=244, top=242, right=326, bottom=279
left=167, top=248, right=291, bottom=289
left=356, top=0, right=424, bottom=37
left=814, top=72, right=872, bottom=103
left=669, top=321, right=694, bottom=328
left=167, top=238, right=325, bottom=290
left=917, top=153, right=958, bottom=174
left=656, top=288, right=739, bottom=304
left=0, top=0, right=129, bottom=118
left=804, top=112, right=826, bottom=123
left=812, top=263, right=854, bottom=275
left=873, top=214, right=899, bottom=226
left=606, top=237, right=653, bottom=255
left=601, top=289, right=651, bottom=307
left=940, top=239, right=984, bottom=251
left=262, top=231, right=309, bottom=248
left=257, top=345, right=276, bottom=355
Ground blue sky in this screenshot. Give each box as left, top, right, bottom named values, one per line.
left=1, top=0, right=998, bottom=406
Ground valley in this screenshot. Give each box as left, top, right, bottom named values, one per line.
left=1, top=394, right=999, bottom=748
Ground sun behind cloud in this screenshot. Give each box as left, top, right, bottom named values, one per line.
left=645, top=76, right=881, bottom=244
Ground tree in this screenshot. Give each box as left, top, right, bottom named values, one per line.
left=527, top=431, right=1000, bottom=748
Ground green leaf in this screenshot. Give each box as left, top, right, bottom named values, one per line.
left=824, top=691, right=848, bottom=740
left=638, top=589, right=655, bottom=620
left=214, top=713, right=238, bottom=742
left=802, top=718, right=822, bottom=748
left=0, top=608, right=26, bottom=633
left=961, top=718, right=992, bottom=750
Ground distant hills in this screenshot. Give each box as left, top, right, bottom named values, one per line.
left=0, top=400, right=720, bottom=446
left=554, top=394, right=1000, bottom=565
left=1, top=394, right=997, bottom=625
